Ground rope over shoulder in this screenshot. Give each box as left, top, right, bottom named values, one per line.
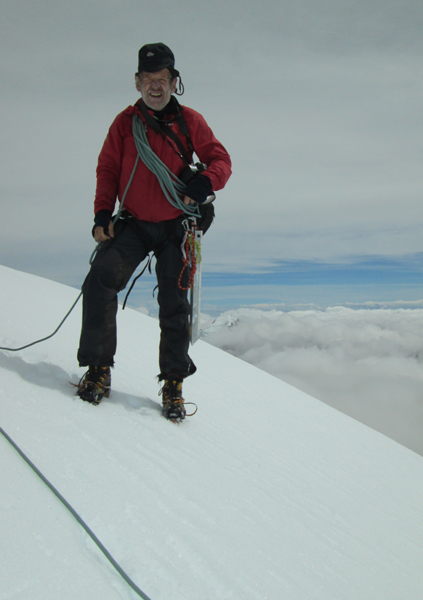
left=132, top=114, right=201, bottom=218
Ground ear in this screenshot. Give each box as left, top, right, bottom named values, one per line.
left=135, top=74, right=142, bottom=92
left=171, top=78, right=177, bottom=94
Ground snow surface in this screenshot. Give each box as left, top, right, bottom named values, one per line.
left=1, top=264, right=423, bottom=600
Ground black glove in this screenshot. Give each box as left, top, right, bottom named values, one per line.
left=184, top=174, right=213, bottom=204
left=92, top=210, right=112, bottom=238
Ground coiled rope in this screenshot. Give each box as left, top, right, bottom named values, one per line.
left=132, top=114, right=200, bottom=218
left=0, top=425, right=153, bottom=600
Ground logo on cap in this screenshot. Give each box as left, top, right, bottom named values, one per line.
left=147, top=52, right=154, bottom=57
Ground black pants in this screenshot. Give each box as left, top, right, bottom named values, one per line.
left=77, top=216, right=196, bottom=380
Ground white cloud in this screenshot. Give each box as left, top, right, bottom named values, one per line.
left=203, top=306, right=423, bottom=455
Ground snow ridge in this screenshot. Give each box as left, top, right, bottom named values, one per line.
left=1, top=265, right=423, bottom=600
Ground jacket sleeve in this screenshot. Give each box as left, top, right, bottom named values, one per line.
left=94, top=114, right=125, bottom=214
left=184, top=109, right=232, bottom=193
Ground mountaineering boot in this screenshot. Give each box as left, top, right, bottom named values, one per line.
left=160, top=377, right=186, bottom=422
left=76, top=366, right=111, bottom=405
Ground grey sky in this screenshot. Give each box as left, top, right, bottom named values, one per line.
left=1, top=0, right=423, bottom=292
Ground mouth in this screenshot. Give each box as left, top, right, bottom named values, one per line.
left=144, top=89, right=168, bottom=110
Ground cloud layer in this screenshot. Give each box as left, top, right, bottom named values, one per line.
left=203, top=307, right=423, bottom=455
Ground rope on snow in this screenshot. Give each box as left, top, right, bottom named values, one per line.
left=0, top=425, right=153, bottom=600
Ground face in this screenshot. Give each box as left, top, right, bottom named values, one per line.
left=135, top=68, right=176, bottom=111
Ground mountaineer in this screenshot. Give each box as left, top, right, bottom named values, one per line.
left=76, top=43, right=231, bottom=421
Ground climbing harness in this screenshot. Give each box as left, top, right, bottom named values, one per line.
left=0, top=425, right=153, bottom=600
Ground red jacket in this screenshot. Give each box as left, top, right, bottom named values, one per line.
left=94, top=101, right=232, bottom=222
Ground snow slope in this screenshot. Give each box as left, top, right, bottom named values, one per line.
left=1, top=265, right=423, bottom=600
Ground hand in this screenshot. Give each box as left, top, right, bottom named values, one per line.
left=183, top=195, right=195, bottom=205
left=93, top=221, right=114, bottom=242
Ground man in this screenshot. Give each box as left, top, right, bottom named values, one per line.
left=76, top=43, right=231, bottom=421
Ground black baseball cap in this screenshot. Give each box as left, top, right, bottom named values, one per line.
left=137, top=43, right=179, bottom=77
